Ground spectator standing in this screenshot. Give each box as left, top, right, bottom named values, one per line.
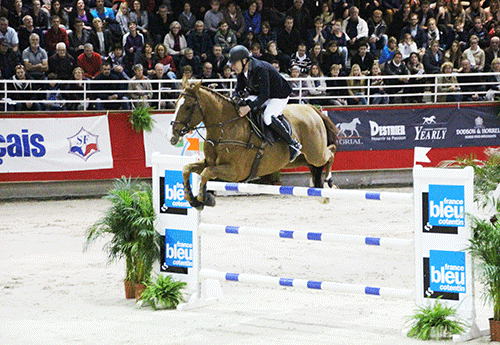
left=347, top=64, right=367, bottom=105
left=437, top=61, right=461, bottom=102
left=129, top=0, right=148, bottom=37
left=0, top=17, right=19, bottom=52
left=44, top=15, right=69, bottom=56
left=214, top=20, right=236, bottom=57
left=68, top=18, right=90, bottom=59
left=93, top=62, right=130, bottom=110
left=304, top=63, right=327, bottom=105
left=351, top=43, right=374, bottom=75
left=69, top=0, right=94, bottom=31
left=422, top=39, right=444, bottom=74
left=128, top=63, right=152, bottom=108
left=277, top=16, right=301, bottom=64
left=223, top=1, right=245, bottom=41
left=444, top=40, right=463, bottom=71
left=462, top=35, right=485, bottom=72
left=77, top=43, right=102, bottom=79
left=8, top=64, right=41, bottom=111
left=290, top=43, right=312, bottom=75
left=164, top=21, right=187, bottom=66
left=0, top=38, right=22, bottom=79
left=30, top=0, right=49, bottom=31
left=384, top=50, right=410, bottom=102
left=457, top=58, right=484, bottom=101
left=243, top=0, right=261, bottom=36
left=178, top=2, right=196, bottom=35
left=22, top=32, right=48, bottom=79
left=367, top=9, right=388, bottom=58
left=177, top=47, right=201, bottom=78
left=484, top=36, right=500, bottom=71
left=153, top=43, right=177, bottom=80
left=204, top=0, right=223, bottom=39
left=286, top=0, right=313, bottom=42
left=187, top=20, right=213, bottom=62
left=343, top=6, right=369, bottom=54
left=48, top=42, right=75, bottom=80
left=400, top=12, right=428, bottom=50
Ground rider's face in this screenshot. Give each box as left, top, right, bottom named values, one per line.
left=231, top=60, right=243, bottom=74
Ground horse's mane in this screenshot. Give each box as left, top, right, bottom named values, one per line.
left=198, top=85, right=239, bottom=112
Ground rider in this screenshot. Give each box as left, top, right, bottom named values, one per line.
left=228, top=45, right=302, bottom=162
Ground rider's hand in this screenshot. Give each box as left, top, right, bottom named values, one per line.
left=239, top=105, right=251, bottom=117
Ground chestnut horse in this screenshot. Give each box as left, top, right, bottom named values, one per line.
left=170, top=81, right=339, bottom=210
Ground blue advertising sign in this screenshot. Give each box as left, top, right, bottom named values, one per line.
left=429, top=250, right=466, bottom=294
left=164, top=229, right=193, bottom=268
left=428, top=184, right=465, bottom=227
left=164, top=170, right=191, bottom=209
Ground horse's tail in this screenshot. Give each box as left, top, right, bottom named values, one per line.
left=312, top=106, right=339, bottom=153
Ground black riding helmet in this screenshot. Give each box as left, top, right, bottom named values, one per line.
left=229, top=45, right=250, bottom=64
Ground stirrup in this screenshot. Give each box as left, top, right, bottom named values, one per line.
left=289, top=142, right=302, bottom=162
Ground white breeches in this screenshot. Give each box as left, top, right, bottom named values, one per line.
left=246, top=95, right=289, bottom=125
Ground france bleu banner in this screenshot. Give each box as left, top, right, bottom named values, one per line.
left=0, top=115, right=113, bottom=173
left=328, top=106, right=500, bottom=151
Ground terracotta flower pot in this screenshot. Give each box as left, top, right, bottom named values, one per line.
left=124, top=280, right=135, bottom=299
left=135, top=283, right=147, bottom=301
left=490, top=318, right=500, bottom=341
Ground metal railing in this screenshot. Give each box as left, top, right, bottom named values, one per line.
left=0, top=71, right=498, bottom=112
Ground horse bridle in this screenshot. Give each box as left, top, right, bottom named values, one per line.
left=170, top=91, right=245, bottom=138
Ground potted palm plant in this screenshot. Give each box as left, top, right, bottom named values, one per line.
left=468, top=214, right=500, bottom=341
left=85, top=177, right=161, bottom=300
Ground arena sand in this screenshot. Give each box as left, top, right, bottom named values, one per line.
left=0, top=188, right=494, bottom=344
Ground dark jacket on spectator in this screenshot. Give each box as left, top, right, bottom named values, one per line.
left=68, top=29, right=90, bottom=59
left=422, top=48, right=445, bottom=74
left=400, top=24, right=428, bottom=49
left=187, top=29, right=213, bottom=58
left=0, top=48, right=22, bottom=79
left=89, top=28, right=114, bottom=56
left=49, top=53, right=75, bottom=80
left=277, top=27, right=301, bottom=57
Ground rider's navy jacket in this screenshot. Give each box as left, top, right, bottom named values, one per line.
left=235, top=57, right=292, bottom=112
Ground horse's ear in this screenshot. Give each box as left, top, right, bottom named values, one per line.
left=192, top=80, right=202, bottom=93
left=181, top=75, right=189, bottom=89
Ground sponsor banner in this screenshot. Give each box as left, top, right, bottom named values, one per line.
left=429, top=250, right=466, bottom=294
left=159, top=170, right=192, bottom=215
left=0, top=115, right=113, bottom=173
left=328, top=106, right=500, bottom=151
left=164, top=229, right=194, bottom=268
left=143, top=114, right=205, bottom=167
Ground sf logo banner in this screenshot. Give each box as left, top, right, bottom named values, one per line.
left=428, top=185, right=465, bottom=227
left=164, top=229, right=193, bottom=268
left=430, top=250, right=466, bottom=294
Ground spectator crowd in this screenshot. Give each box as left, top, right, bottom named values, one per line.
left=0, top=0, right=499, bottom=110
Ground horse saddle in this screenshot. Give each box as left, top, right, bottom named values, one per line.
left=248, top=111, right=291, bottom=145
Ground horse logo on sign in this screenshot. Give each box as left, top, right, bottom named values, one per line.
left=67, top=127, right=99, bottom=161
left=336, top=118, right=361, bottom=137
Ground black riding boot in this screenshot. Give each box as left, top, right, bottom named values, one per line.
left=269, top=116, right=302, bottom=162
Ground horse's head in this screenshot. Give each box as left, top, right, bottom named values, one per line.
left=170, top=79, right=204, bottom=145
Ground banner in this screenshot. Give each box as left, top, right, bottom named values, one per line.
left=0, top=115, right=113, bottom=173
left=143, top=114, right=206, bottom=167
left=328, top=106, right=500, bottom=151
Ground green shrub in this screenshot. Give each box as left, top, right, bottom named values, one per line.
left=140, top=275, right=187, bottom=310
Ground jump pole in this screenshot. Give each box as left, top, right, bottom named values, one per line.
left=152, top=153, right=481, bottom=341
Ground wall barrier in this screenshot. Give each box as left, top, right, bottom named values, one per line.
left=152, top=154, right=481, bottom=341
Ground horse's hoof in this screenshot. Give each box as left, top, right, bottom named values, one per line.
left=204, top=192, right=216, bottom=207
left=190, top=198, right=204, bottom=210
left=326, top=177, right=334, bottom=188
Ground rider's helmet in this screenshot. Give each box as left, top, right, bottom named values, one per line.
left=229, top=45, right=250, bottom=64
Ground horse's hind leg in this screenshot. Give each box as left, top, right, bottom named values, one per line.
left=324, top=145, right=336, bottom=188
left=309, top=165, right=324, bottom=188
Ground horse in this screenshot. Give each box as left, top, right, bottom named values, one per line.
left=170, top=80, right=339, bottom=210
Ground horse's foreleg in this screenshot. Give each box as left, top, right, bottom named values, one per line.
left=196, top=164, right=240, bottom=207
left=182, top=161, right=207, bottom=204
